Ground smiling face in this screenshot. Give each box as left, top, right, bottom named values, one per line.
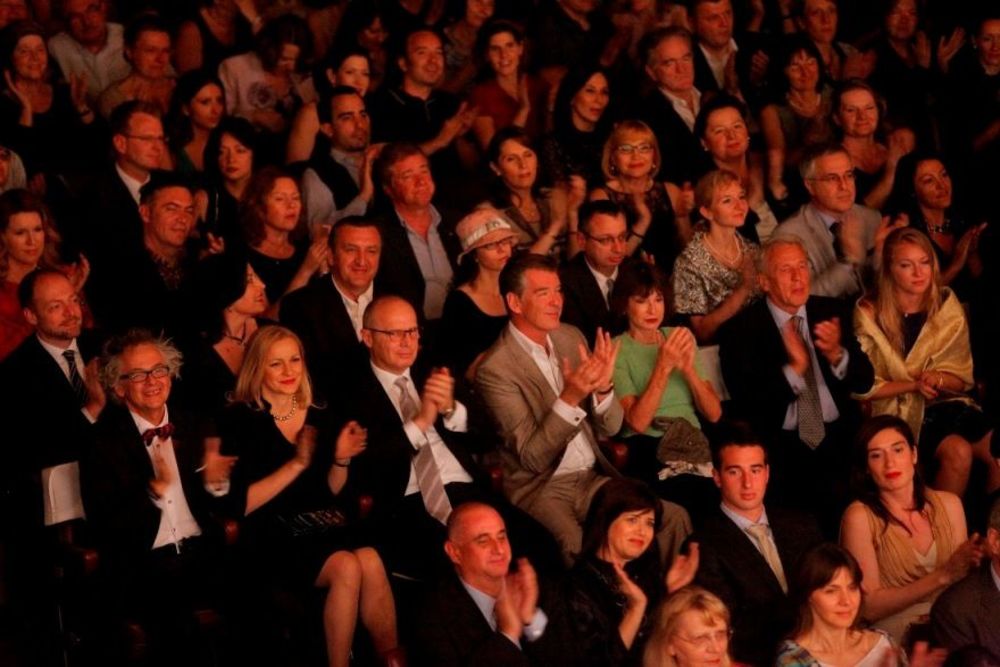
left=401, top=30, right=444, bottom=89
left=865, top=426, right=917, bottom=492
left=2, top=210, right=45, bottom=269
left=889, top=240, right=933, bottom=299
left=701, top=181, right=749, bottom=229
left=666, top=610, right=731, bottom=667
left=808, top=567, right=861, bottom=631
left=760, top=242, right=810, bottom=313
left=331, top=224, right=380, bottom=296
left=385, top=153, right=435, bottom=208
left=493, top=138, right=537, bottom=190
left=445, top=504, right=511, bottom=593
left=804, top=151, right=856, bottom=214
left=264, top=177, right=302, bottom=232
left=185, top=83, right=224, bottom=132
left=836, top=88, right=879, bottom=139
left=611, top=130, right=657, bottom=179
left=141, top=186, right=195, bottom=253
left=486, top=30, right=523, bottom=78
left=362, top=297, right=421, bottom=374
left=218, top=132, right=253, bottom=183
left=12, top=34, right=47, bottom=81
left=784, top=49, right=821, bottom=93
left=114, top=343, right=171, bottom=423
left=24, top=272, right=83, bottom=344
left=646, top=35, right=695, bottom=93
left=713, top=444, right=769, bottom=518
left=913, top=159, right=952, bottom=211
left=603, top=509, right=656, bottom=562
left=702, top=107, right=749, bottom=162
left=507, top=267, right=563, bottom=338
left=626, top=290, right=666, bottom=335
left=262, top=335, right=304, bottom=400
left=570, top=73, right=610, bottom=129
left=334, top=54, right=371, bottom=95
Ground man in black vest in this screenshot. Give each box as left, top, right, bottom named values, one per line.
left=302, top=86, right=378, bottom=229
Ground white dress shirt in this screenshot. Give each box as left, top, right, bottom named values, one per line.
left=658, top=87, right=702, bottom=132
left=370, top=363, right=473, bottom=494
left=36, top=334, right=97, bottom=423
left=115, top=163, right=149, bottom=206
left=333, top=277, right=374, bottom=340
left=584, top=260, right=618, bottom=307
left=698, top=39, right=738, bottom=90
left=720, top=501, right=780, bottom=560
left=129, top=406, right=202, bottom=551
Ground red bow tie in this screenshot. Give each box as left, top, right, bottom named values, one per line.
left=142, top=423, right=175, bottom=446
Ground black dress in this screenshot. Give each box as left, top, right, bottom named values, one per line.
left=246, top=242, right=308, bottom=306
left=219, top=403, right=365, bottom=589
left=604, top=185, right=683, bottom=272
left=433, top=289, right=507, bottom=379
left=540, top=125, right=609, bottom=188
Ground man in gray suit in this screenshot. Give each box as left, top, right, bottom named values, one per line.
left=776, top=144, right=899, bottom=298
left=931, top=496, right=1000, bottom=656
left=476, top=253, right=691, bottom=564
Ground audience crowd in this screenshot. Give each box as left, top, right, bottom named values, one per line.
left=1, top=0, right=1000, bottom=666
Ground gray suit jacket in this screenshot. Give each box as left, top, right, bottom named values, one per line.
left=475, top=324, right=623, bottom=508
left=776, top=203, right=881, bottom=298
left=930, top=563, right=1000, bottom=656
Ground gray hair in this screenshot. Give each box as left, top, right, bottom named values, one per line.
left=757, top=234, right=808, bottom=274
left=798, top=143, right=851, bottom=182
left=100, top=329, right=183, bottom=399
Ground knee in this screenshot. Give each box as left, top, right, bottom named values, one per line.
left=320, top=551, right=362, bottom=589
left=936, top=437, right=973, bottom=470
left=353, top=547, right=388, bottom=579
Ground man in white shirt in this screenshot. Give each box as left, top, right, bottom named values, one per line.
left=476, top=253, right=691, bottom=565
left=48, top=0, right=130, bottom=104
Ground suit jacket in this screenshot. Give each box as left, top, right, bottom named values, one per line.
left=775, top=203, right=881, bottom=298
left=637, top=89, right=710, bottom=185
left=931, top=563, right=1000, bottom=656
left=718, top=296, right=874, bottom=445
left=76, top=165, right=145, bottom=261
left=475, top=324, right=623, bottom=508
left=693, top=506, right=824, bottom=666
left=559, top=253, right=615, bottom=346
left=279, top=276, right=371, bottom=398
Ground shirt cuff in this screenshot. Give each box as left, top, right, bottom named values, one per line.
left=553, top=398, right=587, bottom=426
left=81, top=407, right=97, bottom=424
left=783, top=364, right=806, bottom=395
left=592, top=390, right=615, bottom=415
left=442, top=401, right=468, bottom=432
left=831, top=349, right=849, bottom=379
left=403, top=420, right=427, bottom=449
left=523, top=608, right=548, bottom=642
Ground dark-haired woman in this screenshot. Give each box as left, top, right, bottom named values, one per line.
left=840, top=416, right=983, bottom=643
left=167, top=70, right=225, bottom=174
left=333, top=2, right=389, bottom=93
left=568, top=478, right=699, bottom=667
left=202, top=116, right=258, bottom=243
left=540, top=65, right=613, bottom=189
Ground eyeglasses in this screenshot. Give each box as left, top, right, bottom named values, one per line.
left=584, top=232, right=629, bottom=247
left=125, top=134, right=167, bottom=144
left=366, top=327, right=421, bottom=341
left=615, top=143, right=655, bottom=155
left=481, top=237, right=517, bottom=252
left=675, top=628, right=732, bottom=650
left=809, top=171, right=856, bottom=186
left=120, top=365, right=171, bottom=384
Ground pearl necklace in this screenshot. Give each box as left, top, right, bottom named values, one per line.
left=704, top=232, right=743, bottom=268
left=272, top=395, right=298, bottom=422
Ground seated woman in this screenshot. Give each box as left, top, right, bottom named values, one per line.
left=853, top=228, right=997, bottom=497
left=333, top=2, right=389, bottom=94
left=568, top=478, right=699, bottom=667
left=167, top=70, right=225, bottom=174
left=694, top=95, right=782, bottom=241
left=540, top=65, right=613, bottom=189
left=590, top=120, right=693, bottom=271
left=220, top=325, right=400, bottom=667
left=238, top=167, right=330, bottom=316
left=434, top=208, right=516, bottom=382
left=611, top=263, right=722, bottom=523
left=796, top=0, right=873, bottom=82
left=484, top=127, right=580, bottom=258
left=775, top=542, right=943, bottom=666
left=440, top=0, right=495, bottom=95
left=202, top=116, right=258, bottom=243
left=173, top=0, right=257, bottom=75
left=840, top=416, right=984, bottom=644
left=833, top=79, right=916, bottom=211
left=98, top=14, right=175, bottom=118
left=469, top=20, right=548, bottom=151
left=887, top=151, right=985, bottom=301
left=641, top=586, right=739, bottom=667
left=673, top=170, right=760, bottom=344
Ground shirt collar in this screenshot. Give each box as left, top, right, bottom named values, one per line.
left=36, top=333, right=79, bottom=359
left=459, top=577, right=498, bottom=626
left=115, top=163, right=149, bottom=205
left=508, top=321, right=554, bottom=359
left=129, top=404, right=170, bottom=437
left=332, top=275, right=374, bottom=305
left=395, top=205, right=442, bottom=231
left=698, top=39, right=738, bottom=64
left=584, top=258, right=618, bottom=293
left=659, top=86, right=701, bottom=110
left=720, top=501, right=770, bottom=533
left=766, top=299, right=806, bottom=329
left=370, top=361, right=414, bottom=392
left=812, top=205, right=841, bottom=231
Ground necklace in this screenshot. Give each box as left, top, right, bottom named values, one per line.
left=703, top=232, right=742, bottom=268
left=222, top=320, right=248, bottom=346
left=272, top=395, right=298, bottom=422
left=925, top=218, right=950, bottom=235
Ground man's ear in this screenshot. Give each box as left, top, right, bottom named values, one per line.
left=443, top=540, right=461, bottom=567
left=23, top=307, right=38, bottom=328
left=139, top=202, right=152, bottom=225
left=505, top=292, right=521, bottom=316
left=112, top=133, right=128, bottom=156
left=361, top=329, right=373, bottom=349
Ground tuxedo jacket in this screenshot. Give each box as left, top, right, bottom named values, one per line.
left=81, top=403, right=214, bottom=569
left=718, top=296, right=874, bottom=445
left=637, top=89, right=710, bottom=185
left=693, top=507, right=824, bottom=666
left=931, top=563, right=1000, bottom=657
left=559, top=253, right=616, bottom=347
left=475, top=324, right=623, bottom=508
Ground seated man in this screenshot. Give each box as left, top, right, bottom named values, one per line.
left=693, top=421, right=823, bottom=666
left=931, top=496, right=1000, bottom=657
left=476, top=253, right=691, bottom=564
left=47, top=0, right=130, bottom=105
left=345, top=295, right=559, bottom=578
left=775, top=143, right=888, bottom=299
left=413, top=502, right=577, bottom=666
left=81, top=330, right=223, bottom=661
left=719, top=237, right=874, bottom=534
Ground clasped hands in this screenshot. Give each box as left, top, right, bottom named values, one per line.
left=560, top=328, right=620, bottom=406
left=413, top=367, right=457, bottom=432
left=782, top=316, right=844, bottom=377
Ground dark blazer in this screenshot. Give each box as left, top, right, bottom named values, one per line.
left=693, top=506, right=824, bottom=666
left=559, top=253, right=615, bottom=346
left=718, top=296, right=874, bottom=444
left=931, top=562, right=1000, bottom=657
left=81, top=403, right=214, bottom=571
left=279, top=276, right=372, bottom=397
left=76, top=165, right=145, bottom=261
left=637, top=89, right=710, bottom=185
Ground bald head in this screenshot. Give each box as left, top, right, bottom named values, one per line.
left=22, top=271, right=83, bottom=345
left=361, top=296, right=421, bottom=374
left=443, top=503, right=511, bottom=595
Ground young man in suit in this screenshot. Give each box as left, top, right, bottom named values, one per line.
left=719, top=236, right=874, bottom=534
left=693, top=421, right=823, bottom=666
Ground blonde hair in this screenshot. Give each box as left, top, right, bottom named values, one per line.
left=695, top=169, right=743, bottom=213
left=642, top=587, right=733, bottom=667
left=232, top=325, right=314, bottom=411
left=867, top=227, right=942, bottom=354
left=601, top=120, right=661, bottom=181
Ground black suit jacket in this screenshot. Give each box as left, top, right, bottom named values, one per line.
left=637, top=89, right=710, bottom=185
left=559, top=253, right=615, bottom=346
left=76, top=165, right=145, bottom=261
left=718, top=296, right=874, bottom=445
left=931, top=563, right=1000, bottom=657
left=693, top=506, right=823, bottom=666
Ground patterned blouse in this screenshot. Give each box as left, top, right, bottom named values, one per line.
left=672, top=231, right=760, bottom=316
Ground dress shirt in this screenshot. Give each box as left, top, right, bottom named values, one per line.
left=720, top=502, right=779, bottom=560
left=48, top=23, right=130, bottom=103
left=766, top=300, right=849, bottom=430
left=302, top=147, right=369, bottom=227
left=460, top=577, right=548, bottom=647
left=397, top=206, right=454, bottom=320
left=36, top=334, right=97, bottom=423
left=129, top=406, right=202, bottom=551
left=699, top=40, right=738, bottom=90
left=584, top=259, right=618, bottom=307
left=508, top=323, right=614, bottom=475
left=333, top=276, right=373, bottom=340
left=658, top=87, right=702, bottom=132
left=370, top=362, right=472, bottom=494
left=115, top=163, right=149, bottom=207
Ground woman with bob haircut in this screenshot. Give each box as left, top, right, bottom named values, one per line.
left=641, top=586, right=736, bottom=667
left=220, top=325, right=402, bottom=667
left=840, top=415, right=983, bottom=644
left=568, top=477, right=700, bottom=667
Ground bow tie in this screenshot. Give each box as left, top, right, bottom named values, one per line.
left=142, top=423, right=175, bottom=446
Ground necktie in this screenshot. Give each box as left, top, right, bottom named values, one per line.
left=395, top=377, right=452, bottom=524
left=745, top=523, right=788, bottom=593
left=830, top=221, right=846, bottom=261
left=791, top=316, right=825, bottom=449
left=142, top=423, right=175, bottom=447
left=62, top=350, right=88, bottom=408
left=604, top=277, right=614, bottom=306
